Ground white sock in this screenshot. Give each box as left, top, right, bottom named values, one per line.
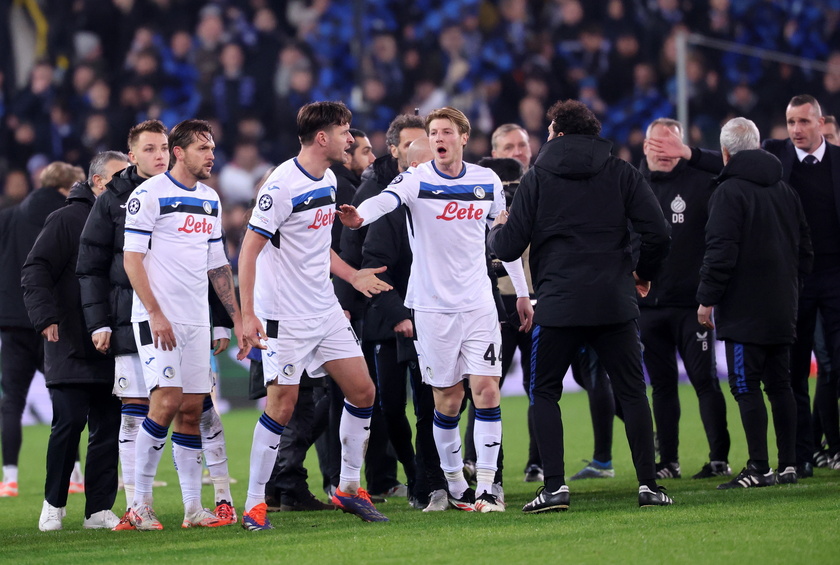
left=200, top=399, right=232, bottom=505
left=119, top=404, right=148, bottom=508
left=172, top=432, right=204, bottom=515
left=474, top=406, right=502, bottom=497
left=245, top=413, right=283, bottom=512
left=433, top=410, right=468, bottom=497
left=3, top=465, right=18, bottom=484
left=132, top=418, right=168, bottom=508
left=70, top=460, right=84, bottom=484
left=338, top=401, right=373, bottom=492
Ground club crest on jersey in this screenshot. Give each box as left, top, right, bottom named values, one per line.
left=259, top=194, right=273, bottom=211
left=330, top=188, right=336, bottom=202
left=163, top=366, right=175, bottom=379
left=203, top=201, right=213, bottom=214
left=283, top=364, right=295, bottom=377
left=473, top=186, right=486, bottom=199
left=128, top=198, right=141, bottom=215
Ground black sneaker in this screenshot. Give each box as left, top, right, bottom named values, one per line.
left=522, top=485, right=570, bottom=513
left=448, top=487, right=476, bottom=511
left=796, top=461, right=814, bottom=478
left=692, top=461, right=732, bottom=479
left=717, top=465, right=776, bottom=489
left=813, top=450, right=830, bottom=468
left=776, top=466, right=798, bottom=485
left=638, top=485, right=673, bottom=507
left=523, top=464, right=544, bottom=483
left=655, top=461, right=681, bottom=479
left=279, top=490, right=337, bottom=511
left=462, top=461, right=477, bottom=486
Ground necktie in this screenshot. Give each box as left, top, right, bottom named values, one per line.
left=803, top=155, right=818, bottom=165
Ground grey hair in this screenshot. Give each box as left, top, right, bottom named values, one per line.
left=491, top=123, right=529, bottom=152
left=720, top=117, right=760, bottom=156
left=645, top=117, right=683, bottom=139
left=88, top=150, right=129, bottom=183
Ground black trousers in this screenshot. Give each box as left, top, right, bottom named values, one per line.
left=499, top=294, right=540, bottom=468
left=267, top=385, right=330, bottom=502
left=408, top=357, right=445, bottom=500
left=1, top=328, right=44, bottom=466
left=789, top=267, right=840, bottom=465
left=372, top=340, right=417, bottom=491
left=812, top=315, right=840, bottom=456
left=640, top=306, right=730, bottom=463
left=45, top=383, right=120, bottom=516
left=570, top=346, right=615, bottom=463
left=530, top=321, right=657, bottom=486
left=724, top=341, right=796, bottom=468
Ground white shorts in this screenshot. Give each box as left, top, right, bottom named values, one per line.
left=261, top=306, right=362, bottom=386
left=113, top=354, right=149, bottom=399
left=414, top=302, right=503, bottom=388
left=133, top=321, right=212, bottom=394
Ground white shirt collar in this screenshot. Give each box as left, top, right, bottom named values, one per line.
left=794, top=138, right=826, bottom=163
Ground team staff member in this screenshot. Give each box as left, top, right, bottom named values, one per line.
left=489, top=99, right=673, bottom=511
left=23, top=152, right=128, bottom=531
left=639, top=118, right=731, bottom=481
left=697, top=117, right=812, bottom=489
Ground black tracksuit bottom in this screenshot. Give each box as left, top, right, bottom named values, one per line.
left=640, top=306, right=730, bottom=464
left=724, top=341, right=796, bottom=469
left=530, top=321, right=657, bottom=487
left=45, top=383, right=120, bottom=517
left=1, top=328, right=44, bottom=466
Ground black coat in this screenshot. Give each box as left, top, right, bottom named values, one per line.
left=696, top=149, right=813, bottom=345
left=76, top=165, right=144, bottom=356
left=334, top=154, right=400, bottom=321
left=329, top=163, right=361, bottom=253
left=21, top=181, right=114, bottom=385
left=0, top=185, right=67, bottom=329
left=488, top=134, right=671, bottom=327
left=639, top=158, right=717, bottom=308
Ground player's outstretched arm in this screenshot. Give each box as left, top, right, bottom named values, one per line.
left=329, top=249, right=392, bottom=297
left=208, top=263, right=250, bottom=360
left=124, top=250, right=176, bottom=351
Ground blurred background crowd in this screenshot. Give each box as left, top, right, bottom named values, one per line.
left=1, top=0, right=840, bottom=218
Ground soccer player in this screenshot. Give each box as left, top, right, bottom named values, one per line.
left=339, top=107, right=532, bottom=513
left=78, top=120, right=239, bottom=526
left=238, top=101, right=392, bottom=530
left=121, top=119, right=248, bottom=530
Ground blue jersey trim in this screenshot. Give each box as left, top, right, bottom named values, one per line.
left=248, top=224, right=273, bottom=239
left=383, top=190, right=402, bottom=206
left=158, top=196, right=219, bottom=209
left=126, top=228, right=152, bottom=236
left=294, top=158, right=324, bottom=182
left=432, top=160, right=467, bottom=180
left=165, top=171, right=197, bottom=191
left=291, top=186, right=335, bottom=208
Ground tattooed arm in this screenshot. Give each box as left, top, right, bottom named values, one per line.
left=208, top=264, right=250, bottom=360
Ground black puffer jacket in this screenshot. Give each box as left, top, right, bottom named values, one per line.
left=0, top=185, right=67, bottom=329
left=488, top=134, right=671, bottom=327
left=22, top=181, right=114, bottom=385
left=697, top=149, right=813, bottom=345
left=76, top=165, right=143, bottom=355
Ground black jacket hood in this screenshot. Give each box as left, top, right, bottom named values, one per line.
left=534, top=134, right=612, bottom=180
left=717, top=149, right=783, bottom=187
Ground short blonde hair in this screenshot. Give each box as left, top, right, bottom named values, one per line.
left=39, top=161, right=85, bottom=190
left=425, top=107, right=471, bottom=136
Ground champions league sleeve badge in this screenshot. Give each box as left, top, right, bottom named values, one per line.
left=258, top=194, right=273, bottom=211
left=128, top=198, right=141, bottom=215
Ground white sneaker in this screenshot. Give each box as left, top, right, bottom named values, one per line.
left=423, top=489, right=449, bottom=512
left=492, top=482, right=506, bottom=506
left=39, top=500, right=66, bottom=531
left=83, top=509, right=121, bottom=529
left=475, top=490, right=506, bottom=513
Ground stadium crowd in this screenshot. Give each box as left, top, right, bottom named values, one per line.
left=1, top=0, right=840, bottom=532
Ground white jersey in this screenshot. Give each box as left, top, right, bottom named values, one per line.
left=248, top=157, right=338, bottom=321
left=124, top=171, right=226, bottom=326
left=364, top=160, right=505, bottom=312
